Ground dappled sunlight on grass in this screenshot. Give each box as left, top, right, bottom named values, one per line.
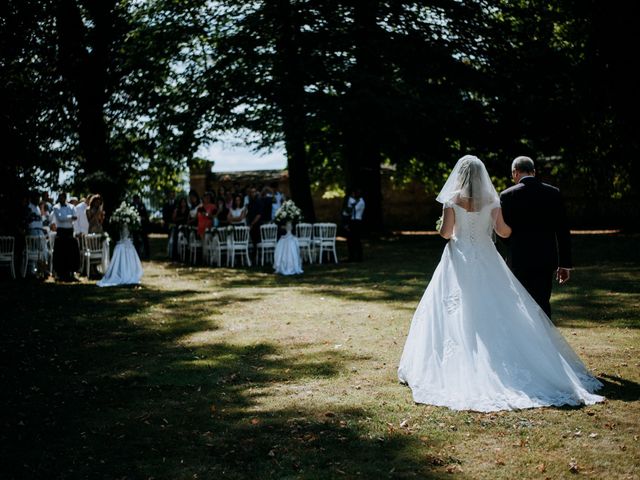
left=1, top=233, right=638, bottom=478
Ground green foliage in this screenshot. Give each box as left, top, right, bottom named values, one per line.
left=3, top=0, right=636, bottom=229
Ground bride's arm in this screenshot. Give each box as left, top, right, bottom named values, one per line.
left=439, top=206, right=455, bottom=239
left=492, top=207, right=512, bottom=238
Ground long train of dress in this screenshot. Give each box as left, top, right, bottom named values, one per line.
left=397, top=203, right=604, bottom=412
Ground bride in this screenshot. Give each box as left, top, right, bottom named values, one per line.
left=398, top=155, right=604, bottom=412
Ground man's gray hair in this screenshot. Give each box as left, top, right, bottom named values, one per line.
left=512, top=156, right=535, bottom=174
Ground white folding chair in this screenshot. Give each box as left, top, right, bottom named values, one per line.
left=0, top=236, right=16, bottom=279
left=22, top=235, right=48, bottom=277
left=296, top=222, right=313, bottom=264
left=101, top=235, right=110, bottom=271
left=81, top=234, right=107, bottom=277
left=166, top=226, right=175, bottom=258
left=312, top=223, right=338, bottom=264
left=177, top=227, right=188, bottom=262
left=202, top=229, right=213, bottom=265
left=216, top=228, right=232, bottom=266
left=257, top=223, right=278, bottom=266
left=188, top=228, right=202, bottom=264
left=229, top=225, right=251, bottom=267
left=205, top=234, right=220, bottom=266
left=47, top=231, right=56, bottom=274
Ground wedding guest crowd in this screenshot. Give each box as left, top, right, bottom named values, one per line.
left=162, top=183, right=285, bottom=260
left=2, top=189, right=111, bottom=281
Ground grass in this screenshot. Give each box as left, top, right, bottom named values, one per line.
left=0, top=233, right=638, bottom=479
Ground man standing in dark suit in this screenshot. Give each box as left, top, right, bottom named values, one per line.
left=500, top=156, right=572, bottom=318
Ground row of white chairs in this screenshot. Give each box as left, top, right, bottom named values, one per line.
left=0, top=233, right=109, bottom=279
left=170, top=222, right=338, bottom=268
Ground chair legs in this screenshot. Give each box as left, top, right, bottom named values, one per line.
left=21, top=251, right=28, bottom=278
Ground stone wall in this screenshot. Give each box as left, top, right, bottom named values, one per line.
left=193, top=164, right=439, bottom=229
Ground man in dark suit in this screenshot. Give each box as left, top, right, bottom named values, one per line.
left=500, top=156, right=572, bottom=318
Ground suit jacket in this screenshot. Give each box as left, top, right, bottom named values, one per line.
left=500, top=177, right=572, bottom=270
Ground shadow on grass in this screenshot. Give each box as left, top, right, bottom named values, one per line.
left=157, top=234, right=445, bottom=306
left=597, top=374, right=640, bottom=403
left=0, top=280, right=447, bottom=479
left=552, top=264, right=640, bottom=329
left=155, top=233, right=640, bottom=330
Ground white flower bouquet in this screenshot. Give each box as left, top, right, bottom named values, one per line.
left=110, top=201, right=141, bottom=229
left=274, top=200, right=303, bottom=224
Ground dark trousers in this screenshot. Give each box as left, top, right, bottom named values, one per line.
left=53, top=228, right=80, bottom=280
left=134, top=229, right=150, bottom=260
left=512, top=266, right=554, bottom=318
left=347, top=219, right=363, bottom=261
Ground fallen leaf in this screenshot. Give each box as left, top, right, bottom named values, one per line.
left=569, top=459, right=579, bottom=473
left=588, top=432, right=598, bottom=438
left=250, top=418, right=260, bottom=425
left=536, top=463, right=546, bottom=473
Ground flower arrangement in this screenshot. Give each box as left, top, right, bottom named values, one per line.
left=274, top=200, right=303, bottom=224
left=435, top=215, right=443, bottom=232
left=110, top=201, right=141, bottom=229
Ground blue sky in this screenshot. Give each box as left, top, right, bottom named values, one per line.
left=199, top=142, right=287, bottom=172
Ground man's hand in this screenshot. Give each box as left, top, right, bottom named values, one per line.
left=556, top=267, right=571, bottom=284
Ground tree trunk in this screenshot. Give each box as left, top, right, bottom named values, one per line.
left=56, top=0, right=120, bottom=209
left=273, top=0, right=316, bottom=222
left=342, top=0, right=384, bottom=231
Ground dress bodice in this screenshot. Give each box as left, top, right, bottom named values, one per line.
left=450, top=202, right=496, bottom=247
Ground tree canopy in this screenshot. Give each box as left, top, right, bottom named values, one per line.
left=2, top=0, right=636, bottom=228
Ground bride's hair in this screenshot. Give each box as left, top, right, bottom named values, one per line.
left=437, top=155, right=499, bottom=211
left=455, top=157, right=482, bottom=199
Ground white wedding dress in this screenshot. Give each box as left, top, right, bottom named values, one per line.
left=97, top=226, right=143, bottom=287
left=398, top=202, right=604, bottom=412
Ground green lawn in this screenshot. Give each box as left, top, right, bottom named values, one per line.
left=1, top=233, right=638, bottom=479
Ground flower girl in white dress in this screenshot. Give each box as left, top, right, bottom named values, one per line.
left=398, top=155, right=604, bottom=412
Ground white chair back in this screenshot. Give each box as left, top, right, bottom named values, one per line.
left=81, top=234, right=109, bottom=277
left=260, top=224, right=278, bottom=244
left=296, top=223, right=313, bottom=241
left=177, top=228, right=188, bottom=261
left=217, top=227, right=229, bottom=243
left=47, top=232, right=56, bottom=274
left=82, top=234, right=103, bottom=254
left=232, top=225, right=250, bottom=245
left=0, top=236, right=14, bottom=259
left=229, top=226, right=251, bottom=267
left=257, top=223, right=278, bottom=266
left=296, top=223, right=313, bottom=263
left=316, top=223, right=337, bottom=241
left=311, top=223, right=338, bottom=264
left=22, top=235, right=48, bottom=277
left=25, top=235, right=48, bottom=260
left=188, top=228, right=202, bottom=264
left=0, top=236, right=16, bottom=279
